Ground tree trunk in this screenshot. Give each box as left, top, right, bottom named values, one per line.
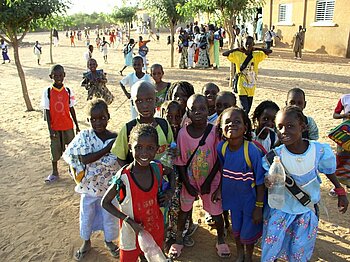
left=12, top=37, right=33, bottom=111
left=50, top=28, right=54, bottom=64
left=170, top=22, right=175, bottom=68
left=224, top=16, right=236, bottom=89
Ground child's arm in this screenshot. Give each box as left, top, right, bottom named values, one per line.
left=69, top=107, right=80, bottom=133
left=80, top=139, right=116, bottom=165
left=102, top=184, right=143, bottom=233
left=326, top=174, right=349, bottom=213
left=253, top=47, right=272, bottom=55
left=252, top=184, right=265, bottom=224
left=45, top=109, right=56, bottom=138
left=158, top=166, right=175, bottom=206
left=120, top=82, right=131, bottom=99
left=177, top=165, right=198, bottom=197
left=222, top=48, right=243, bottom=56
left=200, top=159, right=220, bottom=195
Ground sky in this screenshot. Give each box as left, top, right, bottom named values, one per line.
left=67, top=0, right=130, bottom=15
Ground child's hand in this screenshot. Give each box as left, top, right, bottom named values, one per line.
left=184, top=182, right=198, bottom=197
left=76, top=127, right=80, bottom=134
left=252, top=207, right=263, bottom=225
left=49, top=130, right=56, bottom=139
left=200, top=180, right=211, bottom=195
left=264, top=176, right=273, bottom=188
left=338, top=195, right=349, bottom=213
left=211, top=186, right=221, bottom=203
left=127, top=218, right=143, bottom=234
left=158, top=189, right=174, bottom=206
left=125, top=92, right=131, bottom=99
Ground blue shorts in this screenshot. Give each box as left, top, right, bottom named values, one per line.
left=230, top=195, right=262, bottom=244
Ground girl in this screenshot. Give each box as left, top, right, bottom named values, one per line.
left=262, top=105, right=348, bottom=262
left=151, top=64, right=171, bottom=116
left=81, top=58, right=114, bottom=104
left=251, top=100, right=280, bottom=152
left=202, top=82, right=220, bottom=124
left=120, top=38, right=136, bottom=76
left=170, top=94, right=229, bottom=259
left=161, top=101, right=197, bottom=247
left=216, top=107, right=265, bottom=262
left=1, top=39, right=11, bottom=64
left=102, top=124, right=174, bottom=262
left=62, top=99, right=119, bottom=261
left=166, top=81, right=195, bottom=127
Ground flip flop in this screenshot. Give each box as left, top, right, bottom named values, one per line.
left=74, top=247, right=90, bottom=261
left=216, top=243, right=231, bottom=258
left=44, top=174, right=59, bottom=183
left=105, top=242, right=119, bottom=258
left=168, top=243, right=183, bottom=259
left=186, top=223, right=199, bottom=237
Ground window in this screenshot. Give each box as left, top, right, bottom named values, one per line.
left=315, top=0, right=335, bottom=22
left=278, top=4, right=292, bottom=24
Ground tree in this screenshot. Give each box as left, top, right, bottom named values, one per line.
left=110, top=6, right=137, bottom=42
left=0, top=0, right=68, bottom=111
left=177, top=0, right=264, bottom=87
left=143, top=0, right=187, bottom=67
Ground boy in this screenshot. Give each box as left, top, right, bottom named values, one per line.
left=112, top=81, right=174, bottom=167
left=215, top=91, right=237, bottom=116
left=286, top=87, right=319, bottom=140
left=120, top=56, right=152, bottom=119
left=223, top=36, right=271, bottom=114
left=41, top=64, right=80, bottom=183
left=138, top=36, right=150, bottom=73
left=33, top=41, right=42, bottom=65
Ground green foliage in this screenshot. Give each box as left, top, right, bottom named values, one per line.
left=0, top=0, right=69, bottom=38
left=110, top=6, right=137, bottom=25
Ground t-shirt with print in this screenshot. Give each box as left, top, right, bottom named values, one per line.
left=334, top=94, right=350, bottom=117
left=227, top=51, right=267, bottom=97
left=174, top=125, right=220, bottom=187
left=111, top=119, right=174, bottom=161
left=41, top=86, right=76, bottom=131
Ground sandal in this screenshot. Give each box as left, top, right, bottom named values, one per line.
left=186, top=223, right=199, bottom=237
left=168, top=243, right=183, bottom=259
left=44, top=174, right=59, bottom=183
left=74, top=247, right=90, bottom=261
left=216, top=243, right=231, bottom=258
left=105, top=241, right=119, bottom=257
left=183, top=235, right=195, bottom=247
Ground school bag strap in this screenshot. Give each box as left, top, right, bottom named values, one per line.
left=150, top=161, right=163, bottom=190
left=185, top=124, right=214, bottom=169
left=47, top=86, right=71, bottom=101
left=264, top=150, right=312, bottom=207
left=239, top=52, right=253, bottom=73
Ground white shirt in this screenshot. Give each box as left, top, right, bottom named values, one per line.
left=264, top=30, right=277, bottom=42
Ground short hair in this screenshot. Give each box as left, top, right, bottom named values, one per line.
left=186, top=94, right=208, bottom=109
left=150, top=63, right=164, bottom=73
left=160, top=100, right=182, bottom=118
left=87, top=98, right=109, bottom=116
left=130, top=81, right=155, bottom=100
left=202, top=82, right=220, bottom=94
left=87, top=58, right=97, bottom=68
left=50, top=64, right=64, bottom=75
left=166, top=81, right=195, bottom=101
left=279, top=105, right=306, bottom=125
left=129, top=124, right=159, bottom=146
left=252, top=100, right=280, bottom=128
left=133, top=55, right=143, bottom=63
left=287, top=87, right=306, bottom=101
left=216, top=91, right=236, bottom=105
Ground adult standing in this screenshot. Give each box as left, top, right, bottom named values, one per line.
left=255, top=14, right=263, bottom=42
left=293, top=25, right=306, bottom=59
left=264, top=26, right=280, bottom=50
left=196, top=27, right=209, bottom=68
left=223, top=36, right=271, bottom=114
left=53, top=28, right=59, bottom=47
left=208, top=24, right=215, bottom=67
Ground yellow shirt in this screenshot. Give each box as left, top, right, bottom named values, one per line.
left=227, top=51, right=267, bottom=96
left=111, top=119, right=174, bottom=161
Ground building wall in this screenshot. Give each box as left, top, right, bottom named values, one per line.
left=262, top=0, right=350, bottom=57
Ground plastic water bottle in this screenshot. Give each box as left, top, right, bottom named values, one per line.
left=160, top=142, right=177, bottom=168
left=138, top=230, right=167, bottom=262
left=268, top=156, right=286, bottom=209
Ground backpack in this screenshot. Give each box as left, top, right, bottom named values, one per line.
left=139, top=44, right=149, bottom=56
left=44, top=87, right=71, bottom=121
left=125, top=117, right=169, bottom=163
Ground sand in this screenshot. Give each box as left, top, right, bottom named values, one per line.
left=0, top=31, right=349, bottom=262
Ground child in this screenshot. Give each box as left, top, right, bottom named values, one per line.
left=70, top=32, right=75, bottom=47
left=62, top=99, right=119, bottom=260
left=41, top=64, right=80, bottom=183
left=102, top=124, right=175, bottom=262
left=120, top=56, right=152, bottom=119
left=215, top=91, right=237, bottom=117
left=100, top=37, right=110, bottom=63
left=120, top=38, right=136, bottom=76
left=81, top=58, right=114, bottom=104
left=138, top=36, right=150, bottom=73
left=252, top=100, right=280, bottom=152
left=223, top=36, right=271, bottom=114
left=166, top=81, right=195, bottom=127
left=187, top=35, right=196, bottom=68
left=329, top=93, right=350, bottom=195
left=1, top=39, right=11, bottom=64
left=151, top=63, right=171, bottom=116
left=33, top=40, right=42, bottom=65
left=286, top=87, right=319, bottom=140
left=202, top=82, right=220, bottom=124
left=161, top=101, right=198, bottom=247
left=169, top=94, right=229, bottom=259
left=112, top=81, right=174, bottom=167
left=216, top=107, right=265, bottom=262
left=262, top=105, right=348, bottom=261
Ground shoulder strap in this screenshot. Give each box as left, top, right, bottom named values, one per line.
left=185, top=124, right=213, bottom=168
left=264, top=149, right=311, bottom=206
left=240, top=53, right=253, bottom=72
left=150, top=161, right=163, bottom=189
left=244, top=140, right=252, bottom=169
left=47, top=87, right=70, bottom=101
left=155, top=117, right=168, bottom=138
left=126, top=119, right=138, bottom=139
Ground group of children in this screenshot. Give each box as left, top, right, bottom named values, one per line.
left=41, top=57, right=349, bottom=262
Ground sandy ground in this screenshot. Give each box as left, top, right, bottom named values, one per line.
left=0, top=31, right=349, bottom=262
